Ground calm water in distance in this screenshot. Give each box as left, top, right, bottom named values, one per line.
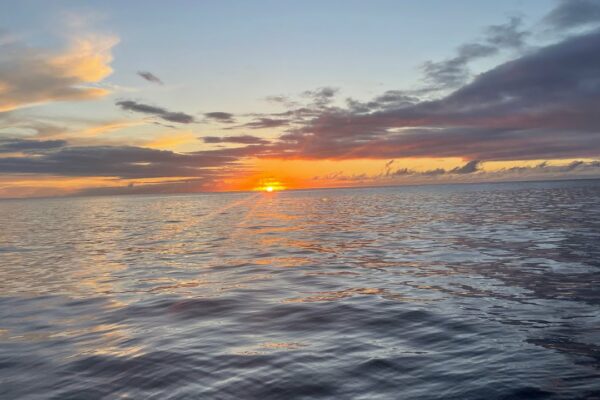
left=1, top=180, right=600, bottom=399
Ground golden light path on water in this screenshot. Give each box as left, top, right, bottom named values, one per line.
left=1, top=180, right=600, bottom=398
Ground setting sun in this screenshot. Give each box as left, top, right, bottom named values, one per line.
left=252, top=178, right=286, bottom=192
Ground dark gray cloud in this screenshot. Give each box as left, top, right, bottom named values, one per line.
left=0, top=145, right=238, bottom=178
left=392, top=167, right=443, bottom=177
left=137, top=71, right=163, bottom=85
left=449, top=160, right=481, bottom=174
left=544, top=0, right=600, bottom=30
left=501, top=160, right=600, bottom=174
left=202, top=135, right=269, bottom=145
left=319, top=159, right=600, bottom=184
left=277, top=29, right=600, bottom=161
left=116, top=100, right=195, bottom=124
left=485, top=17, right=529, bottom=48
left=422, top=17, right=528, bottom=89
left=391, top=160, right=480, bottom=176
left=247, top=88, right=345, bottom=128
left=76, top=177, right=218, bottom=196
left=0, top=138, right=66, bottom=153
left=302, top=87, right=339, bottom=107
left=347, top=90, right=419, bottom=113
left=204, top=112, right=235, bottom=123
left=188, top=27, right=600, bottom=163
left=422, top=43, right=498, bottom=88
left=314, top=160, right=482, bottom=182
left=237, top=118, right=290, bottom=129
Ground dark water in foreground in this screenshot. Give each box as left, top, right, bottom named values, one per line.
left=1, top=180, right=600, bottom=399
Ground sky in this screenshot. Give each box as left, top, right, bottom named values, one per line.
left=1, top=0, right=600, bottom=198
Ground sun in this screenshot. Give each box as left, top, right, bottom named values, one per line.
left=253, top=178, right=286, bottom=192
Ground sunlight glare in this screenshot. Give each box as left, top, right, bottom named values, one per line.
left=253, top=178, right=286, bottom=192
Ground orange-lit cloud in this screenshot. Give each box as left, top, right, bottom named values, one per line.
left=0, top=34, right=118, bottom=112
left=49, top=35, right=116, bottom=82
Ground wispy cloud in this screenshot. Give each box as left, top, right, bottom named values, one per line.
left=204, top=112, right=235, bottom=123
left=386, top=160, right=481, bottom=177
left=202, top=135, right=269, bottom=145
left=316, top=160, right=600, bottom=184
left=302, top=87, right=339, bottom=107
left=116, top=100, right=195, bottom=124
left=235, top=118, right=290, bottom=129
left=421, top=17, right=529, bottom=90
left=137, top=71, right=163, bottom=85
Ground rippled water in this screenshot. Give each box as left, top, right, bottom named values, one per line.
left=1, top=180, right=600, bottom=399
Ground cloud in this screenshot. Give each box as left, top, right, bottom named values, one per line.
left=137, top=71, right=163, bottom=85
left=390, top=160, right=481, bottom=177
left=421, top=17, right=528, bottom=89
left=485, top=17, right=529, bottom=48
left=0, top=34, right=118, bottom=112
left=204, top=112, right=235, bottom=123
left=316, top=159, right=600, bottom=185
left=5, top=3, right=600, bottom=198
left=302, top=87, right=339, bottom=107
left=116, top=100, right=195, bottom=124
left=501, top=160, right=600, bottom=174
left=544, top=0, right=600, bottom=30
left=265, top=95, right=299, bottom=108
left=449, top=160, right=481, bottom=174
left=347, top=90, right=419, bottom=113
left=0, top=145, right=239, bottom=179
left=236, top=117, right=290, bottom=129
left=76, top=177, right=218, bottom=196
left=202, top=135, right=269, bottom=145
left=422, top=43, right=498, bottom=88
left=109, top=27, right=600, bottom=167
left=275, top=29, right=600, bottom=162
left=0, top=138, right=67, bottom=153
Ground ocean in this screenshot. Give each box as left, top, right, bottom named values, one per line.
left=1, top=180, right=599, bottom=399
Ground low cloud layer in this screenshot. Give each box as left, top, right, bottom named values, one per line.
left=202, top=135, right=269, bottom=145
left=315, top=160, right=600, bottom=184
left=0, top=138, right=67, bottom=153
left=0, top=143, right=239, bottom=179
left=388, top=160, right=481, bottom=177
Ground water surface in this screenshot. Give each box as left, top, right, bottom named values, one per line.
left=1, top=180, right=600, bottom=399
